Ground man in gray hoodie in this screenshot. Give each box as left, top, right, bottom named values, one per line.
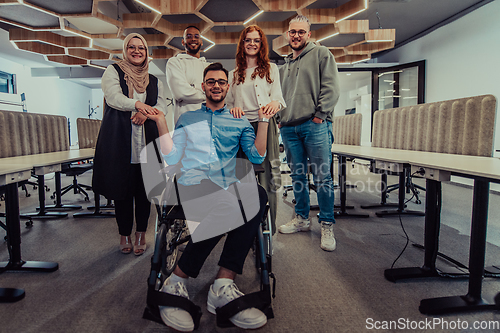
left=278, top=15, right=340, bottom=252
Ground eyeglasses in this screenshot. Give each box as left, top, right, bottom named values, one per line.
left=244, top=38, right=261, bottom=44
left=127, top=45, right=146, bottom=52
left=288, top=29, right=308, bottom=37
left=204, top=79, right=228, bottom=87
left=185, top=34, right=200, bottom=40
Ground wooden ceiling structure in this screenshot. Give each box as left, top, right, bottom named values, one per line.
left=0, top=0, right=396, bottom=68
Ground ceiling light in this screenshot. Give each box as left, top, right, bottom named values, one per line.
left=200, top=35, right=215, bottom=44
left=316, top=32, right=339, bottom=43
left=134, top=0, right=162, bottom=15
left=89, top=39, right=93, bottom=48
left=346, top=73, right=351, bottom=76
left=336, top=7, right=367, bottom=23
left=366, top=40, right=393, bottom=43
left=378, top=70, right=403, bottom=77
left=200, top=35, right=215, bottom=52
left=64, top=28, right=92, bottom=40
left=204, top=43, right=215, bottom=52
left=351, top=57, right=370, bottom=64
left=244, top=10, right=264, bottom=25
left=88, top=63, right=106, bottom=70
left=10, top=40, right=19, bottom=49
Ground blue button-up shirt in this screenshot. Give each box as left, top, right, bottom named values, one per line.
left=164, top=103, right=265, bottom=189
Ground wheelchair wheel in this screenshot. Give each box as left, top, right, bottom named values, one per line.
left=161, top=219, right=182, bottom=276
left=148, top=219, right=183, bottom=290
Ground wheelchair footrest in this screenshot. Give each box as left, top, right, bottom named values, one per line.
left=143, top=287, right=202, bottom=330
left=215, top=289, right=274, bottom=328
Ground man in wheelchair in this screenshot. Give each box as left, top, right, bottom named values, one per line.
left=147, top=62, right=272, bottom=331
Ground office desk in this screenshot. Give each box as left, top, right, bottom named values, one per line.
left=0, top=164, right=58, bottom=302
left=332, top=145, right=500, bottom=314
left=331, top=145, right=423, bottom=217
left=1, top=149, right=95, bottom=219
left=397, top=151, right=500, bottom=314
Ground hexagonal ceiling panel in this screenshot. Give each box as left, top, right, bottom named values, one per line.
left=0, top=0, right=400, bottom=66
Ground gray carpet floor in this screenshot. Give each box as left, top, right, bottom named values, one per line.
left=1, top=161, right=500, bottom=332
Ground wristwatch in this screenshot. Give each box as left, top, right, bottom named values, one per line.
left=258, top=118, right=270, bottom=123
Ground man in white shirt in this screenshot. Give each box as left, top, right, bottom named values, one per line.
left=166, top=26, right=210, bottom=123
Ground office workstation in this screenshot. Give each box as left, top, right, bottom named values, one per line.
left=1, top=0, right=500, bottom=332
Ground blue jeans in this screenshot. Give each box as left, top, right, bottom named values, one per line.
left=281, top=119, right=335, bottom=223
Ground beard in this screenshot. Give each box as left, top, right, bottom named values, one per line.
left=185, top=43, right=202, bottom=55
left=206, top=90, right=227, bottom=104
left=289, top=39, right=307, bottom=52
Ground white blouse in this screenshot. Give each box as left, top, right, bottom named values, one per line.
left=101, top=65, right=167, bottom=163
left=226, top=63, right=286, bottom=122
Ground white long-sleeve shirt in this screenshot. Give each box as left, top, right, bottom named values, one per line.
left=101, top=65, right=167, bottom=163
left=166, top=53, right=210, bottom=123
left=226, top=63, right=286, bottom=122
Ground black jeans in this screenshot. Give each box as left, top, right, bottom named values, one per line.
left=177, top=183, right=267, bottom=278
left=114, top=164, right=151, bottom=236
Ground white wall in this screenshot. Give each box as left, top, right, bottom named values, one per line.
left=377, top=0, right=500, bottom=155
left=0, top=55, right=93, bottom=146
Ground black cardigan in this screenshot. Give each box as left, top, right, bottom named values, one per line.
left=92, top=64, right=160, bottom=200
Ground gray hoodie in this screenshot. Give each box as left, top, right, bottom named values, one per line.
left=279, top=42, right=340, bottom=126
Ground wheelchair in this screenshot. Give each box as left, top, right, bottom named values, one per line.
left=142, top=162, right=276, bottom=329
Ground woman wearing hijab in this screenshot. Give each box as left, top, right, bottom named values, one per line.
left=93, top=33, right=167, bottom=255
left=226, top=25, right=286, bottom=234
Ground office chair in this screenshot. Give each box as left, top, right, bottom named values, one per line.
left=53, top=161, right=93, bottom=202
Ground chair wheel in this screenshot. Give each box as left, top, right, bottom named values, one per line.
left=50, top=195, right=55, bottom=199
left=25, top=220, right=33, bottom=228
left=282, top=192, right=287, bottom=197
left=26, top=194, right=30, bottom=198
left=46, top=187, right=50, bottom=192
left=84, top=197, right=90, bottom=202
left=415, top=199, right=421, bottom=204
left=292, top=199, right=296, bottom=204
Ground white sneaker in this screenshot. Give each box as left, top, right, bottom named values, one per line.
left=320, top=221, right=336, bottom=251
left=207, top=281, right=267, bottom=329
left=278, top=215, right=311, bottom=234
left=159, top=278, right=194, bottom=332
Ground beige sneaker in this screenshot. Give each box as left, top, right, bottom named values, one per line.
left=278, top=215, right=311, bottom=234
left=320, top=221, right=336, bottom=251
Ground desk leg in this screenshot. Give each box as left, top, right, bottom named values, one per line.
left=73, top=193, right=115, bottom=218
left=419, top=179, right=499, bottom=314
left=0, top=183, right=58, bottom=275
left=87, top=199, right=115, bottom=211
left=0, top=183, right=25, bottom=303
left=376, top=167, right=425, bottom=217
left=334, top=155, right=369, bottom=218
left=43, top=172, right=82, bottom=211
left=384, top=179, right=441, bottom=282
left=24, top=175, right=68, bottom=219
left=360, top=173, right=399, bottom=209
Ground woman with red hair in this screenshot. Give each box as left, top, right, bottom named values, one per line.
left=227, top=25, right=285, bottom=233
